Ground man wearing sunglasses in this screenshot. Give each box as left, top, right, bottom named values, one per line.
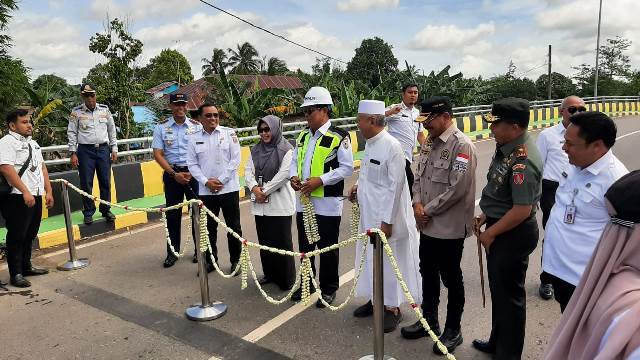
left=67, top=83, right=118, bottom=225
left=187, top=103, right=243, bottom=275
left=152, top=93, right=202, bottom=268
left=289, top=86, right=354, bottom=307
left=535, top=95, right=586, bottom=301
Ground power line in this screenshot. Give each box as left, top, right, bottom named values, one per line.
left=197, top=0, right=347, bottom=64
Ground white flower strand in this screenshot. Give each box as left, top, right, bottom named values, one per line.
left=163, top=212, right=186, bottom=258
left=301, top=194, right=320, bottom=244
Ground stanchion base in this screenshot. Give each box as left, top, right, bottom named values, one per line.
left=358, top=356, right=396, bottom=360
left=57, top=258, right=90, bottom=271
left=185, top=302, right=228, bottom=321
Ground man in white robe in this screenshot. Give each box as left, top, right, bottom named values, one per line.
left=349, top=99, right=422, bottom=333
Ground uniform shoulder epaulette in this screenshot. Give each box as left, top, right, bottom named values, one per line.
left=157, top=117, right=169, bottom=124
left=328, top=125, right=349, bottom=138
left=515, top=144, right=528, bottom=159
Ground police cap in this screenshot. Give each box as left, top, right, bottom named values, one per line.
left=169, top=93, right=189, bottom=103
left=484, top=97, right=530, bottom=127
left=80, top=83, right=97, bottom=94
left=417, top=96, right=452, bottom=123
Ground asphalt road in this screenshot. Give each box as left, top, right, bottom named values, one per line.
left=1, top=116, right=639, bottom=360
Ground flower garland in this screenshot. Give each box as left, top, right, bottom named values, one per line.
left=163, top=211, right=186, bottom=258
left=300, top=194, right=320, bottom=244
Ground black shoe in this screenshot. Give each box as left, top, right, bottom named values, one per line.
left=383, top=309, right=402, bottom=333
left=163, top=255, right=177, bottom=268
left=472, top=339, right=496, bottom=354
left=23, top=267, right=49, bottom=276
left=401, top=319, right=441, bottom=339
left=102, top=211, right=116, bottom=222
left=192, top=254, right=198, bottom=263
left=291, top=283, right=315, bottom=302
left=316, top=292, right=336, bottom=308
left=10, top=274, right=31, bottom=288
left=353, top=300, right=374, bottom=317
left=83, top=215, right=93, bottom=225
left=230, top=262, right=239, bottom=277
left=206, top=262, right=215, bottom=273
left=539, top=283, right=554, bottom=300
left=433, top=328, right=463, bottom=355
left=258, top=276, right=271, bottom=285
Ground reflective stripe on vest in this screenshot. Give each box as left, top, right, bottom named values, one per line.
left=296, top=128, right=345, bottom=197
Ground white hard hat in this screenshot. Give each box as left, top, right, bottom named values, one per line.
left=301, top=86, right=333, bottom=107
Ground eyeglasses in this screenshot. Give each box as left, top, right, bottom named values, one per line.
left=258, top=127, right=270, bottom=133
left=203, top=113, right=219, bottom=118
left=302, top=106, right=323, bottom=116
left=82, top=93, right=96, bottom=98
left=567, top=106, right=587, bottom=115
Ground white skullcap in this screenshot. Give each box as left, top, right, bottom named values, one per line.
left=358, top=100, right=385, bottom=115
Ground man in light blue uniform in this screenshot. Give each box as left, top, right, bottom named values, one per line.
left=152, top=93, right=202, bottom=268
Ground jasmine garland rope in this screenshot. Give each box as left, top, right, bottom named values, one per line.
left=300, top=194, right=320, bottom=244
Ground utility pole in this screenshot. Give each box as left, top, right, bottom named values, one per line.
left=547, top=44, right=552, bottom=100
left=594, top=0, right=603, bottom=98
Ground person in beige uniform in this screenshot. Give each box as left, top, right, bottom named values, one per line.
left=401, top=96, right=477, bottom=355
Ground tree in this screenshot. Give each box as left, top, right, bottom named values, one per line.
left=599, top=36, right=632, bottom=79
left=0, top=0, right=18, bottom=55
left=141, top=48, right=193, bottom=89
left=0, top=55, right=29, bottom=122
left=88, top=18, right=144, bottom=139
left=32, top=74, right=69, bottom=94
left=346, top=37, right=398, bottom=88
left=227, top=42, right=261, bottom=74
left=201, top=48, right=228, bottom=76
left=264, top=57, right=288, bottom=75
left=535, top=72, right=577, bottom=99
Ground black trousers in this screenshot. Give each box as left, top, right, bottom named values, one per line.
left=0, top=194, right=42, bottom=277
left=296, top=212, right=341, bottom=295
left=200, top=192, right=242, bottom=265
left=405, top=159, right=414, bottom=199
left=420, top=234, right=465, bottom=331
left=163, top=171, right=198, bottom=257
left=255, top=215, right=296, bottom=290
left=486, top=216, right=539, bottom=360
left=77, top=144, right=111, bottom=217
left=539, top=179, right=559, bottom=285
left=547, top=273, right=576, bottom=313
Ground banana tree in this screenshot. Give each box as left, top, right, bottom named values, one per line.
left=23, top=85, right=74, bottom=146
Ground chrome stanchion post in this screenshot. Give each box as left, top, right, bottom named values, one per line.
left=57, top=181, right=90, bottom=271
left=359, top=231, right=396, bottom=360
left=186, top=201, right=227, bottom=321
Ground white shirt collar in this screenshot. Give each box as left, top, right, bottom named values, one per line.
left=9, top=130, right=30, bottom=142
left=583, top=150, right=613, bottom=176
left=367, top=129, right=387, bottom=145
left=311, top=120, right=332, bottom=136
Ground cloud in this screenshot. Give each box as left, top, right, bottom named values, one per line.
left=337, top=0, right=399, bottom=12
left=87, top=0, right=200, bottom=21
left=134, top=11, right=352, bottom=79
left=8, top=14, right=96, bottom=83
left=409, top=22, right=495, bottom=50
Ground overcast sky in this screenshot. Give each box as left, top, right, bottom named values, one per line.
left=8, top=0, right=640, bottom=85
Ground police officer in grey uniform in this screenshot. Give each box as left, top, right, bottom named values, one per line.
left=402, top=96, right=477, bottom=355
left=152, top=93, right=202, bottom=268
left=68, top=83, right=117, bottom=225
left=472, top=98, right=542, bottom=360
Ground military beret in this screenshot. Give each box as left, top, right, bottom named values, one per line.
left=605, top=170, right=640, bottom=226
left=484, top=97, right=530, bottom=127
left=417, top=96, right=452, bottom=122
left=80, top=83, right=96, bottom=94
left=169, top=93, right=189, bottom=103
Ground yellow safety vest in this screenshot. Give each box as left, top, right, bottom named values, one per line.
left=296, top=126, right=348, bottom=197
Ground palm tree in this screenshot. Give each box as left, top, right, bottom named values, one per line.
left=266, top=57, right=288, bottom=75
left=201, top=48, right=228, bottom=76
left=227, top=42, right=261, bottom=74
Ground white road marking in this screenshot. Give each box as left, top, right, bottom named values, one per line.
left=240, top=269, right=356, bottom=345
left=616, top=129, right=640, bottom=140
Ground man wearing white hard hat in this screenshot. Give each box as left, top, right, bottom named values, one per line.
left=348, top=100, right=422, bottom=333
left=289, top=86, right=354, bottom=307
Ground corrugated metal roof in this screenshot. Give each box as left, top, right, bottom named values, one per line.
left=145, top=81, right=178, bottom=94
left=164, top=75, right=303, bottom=110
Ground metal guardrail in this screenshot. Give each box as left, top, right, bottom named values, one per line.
left=41, top=96, right=640, bottom=166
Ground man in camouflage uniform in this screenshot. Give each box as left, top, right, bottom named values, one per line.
left=472, top=98, right=542, bottom=360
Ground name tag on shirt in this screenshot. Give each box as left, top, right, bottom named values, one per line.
left=564, top=205, right=576, bottom=224
left=369, top=159, right=380, bottom=165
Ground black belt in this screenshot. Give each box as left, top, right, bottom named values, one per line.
left=171, top=165, right=189, bottom=172
left=79, top=143, right=108, bottom=148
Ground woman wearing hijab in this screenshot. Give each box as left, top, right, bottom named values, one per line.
left=245, top=115, right=296, bottom=291
left=544, top=170, right=640, bottom=360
